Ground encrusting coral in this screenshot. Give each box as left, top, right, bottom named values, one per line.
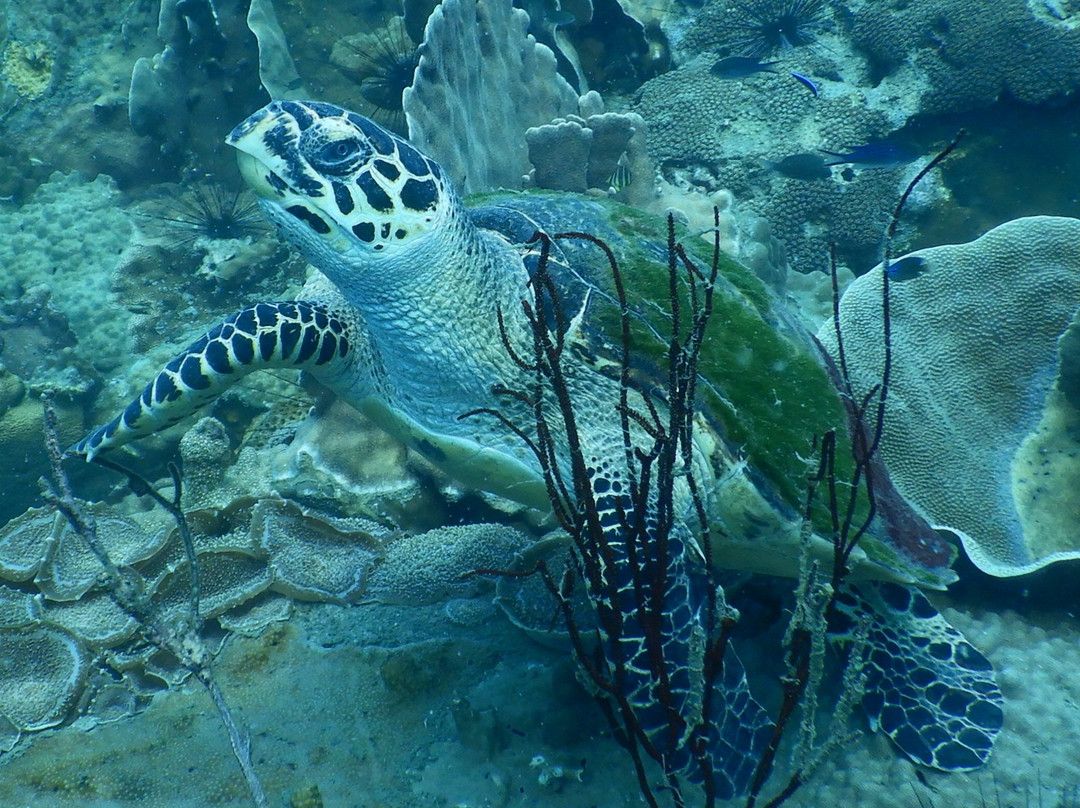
left=1, top=41, right=54, bottom=99
left=848, top=0, right=1080, bottom=113
left=367, top=524, right=530, bottom=606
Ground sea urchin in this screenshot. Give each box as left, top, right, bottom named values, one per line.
left=335, top=18, right=420, bottom=134
left=719, top=0, right=829, bottom=58
left=139, top=180, right=266, bottom=252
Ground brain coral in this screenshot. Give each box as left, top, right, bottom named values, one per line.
left=633, top=55, right=902, bottom=273
left=818, top=216, right=1080, bottom=576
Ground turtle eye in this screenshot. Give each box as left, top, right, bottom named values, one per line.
left=308, top=137, right=366, bottom=175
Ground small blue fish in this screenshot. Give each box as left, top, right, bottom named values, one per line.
left=820, top=140, right=920, bottom=168
left=884, top=255, right=927, bottom=281
left=711, top=56, right=780, bottom=79
left=791, top=72, right=819, bottom=96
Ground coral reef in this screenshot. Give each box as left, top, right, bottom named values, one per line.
left=126, top=0, right=266, bottom=173
left=0, top=466, right=395, bottom=762
left=252, top=498, right=384, bottom=604
left=0, top=545, right=1075, bottom=807
left=266, top=399, right=451, bottom=528
left=1, top=41, right=54, bottom=99
left=0, top=627, right=88, bottom=732
left=818, top=216, right=1080, bottom=576
left=847, top=0, right=1080, bottom=113
left=367, top=523, right=530, bottom=605
left=0, top=173, right=132, bottom=381
left=0, top=0, right=1076, bottom=803
left=629, top=0, right=1080, bottom=278
left=0, top=371, right=83, bottom=526
left=525, top=92, right=656, bottom=206
left=633, top=53, right=914, bottom=273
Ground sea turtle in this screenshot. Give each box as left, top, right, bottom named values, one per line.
left=72, top=100, right=1002, bottom=796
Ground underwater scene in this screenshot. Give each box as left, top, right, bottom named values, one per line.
left=1, top=0, right=1079, bottom=805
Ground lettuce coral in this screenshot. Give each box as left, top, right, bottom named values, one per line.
left=819, top=215, right=1080, bottom=576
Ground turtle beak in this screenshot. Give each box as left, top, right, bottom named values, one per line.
left=227, top=105, right=301, bottom=202
left=234, top=150, right=278, bottom=201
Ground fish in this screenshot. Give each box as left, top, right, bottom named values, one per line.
left=790, top=72, right=819, bottom=96
left=608, top=157, right=632, bottom=193
left=762, top=153, right=831, bottom=180
left=884, top=254, right=927, bottom=281
left=820, top=140, right=920, bottom=168
left=710, top=56, right=780, bottom=79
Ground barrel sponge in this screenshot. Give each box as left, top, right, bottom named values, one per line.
left=402, top=0, right=578, bottom=194
left=817, top=216, right=1080, bottom=576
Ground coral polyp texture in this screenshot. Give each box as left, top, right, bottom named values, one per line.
left=1, top=41, right=54, bottom=99
left=848, top=0, right=1080, bottom=112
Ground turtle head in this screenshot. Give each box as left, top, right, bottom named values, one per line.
left=227, top=101, right=457, bottom=267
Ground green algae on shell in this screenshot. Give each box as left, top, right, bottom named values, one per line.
left=467, top=190, right=956, bottom=588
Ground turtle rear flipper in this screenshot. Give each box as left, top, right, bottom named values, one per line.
left=839, top=582, right=1003, bottom=771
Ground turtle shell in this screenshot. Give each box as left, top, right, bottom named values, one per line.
left=467, top=190, right=956, bottom=589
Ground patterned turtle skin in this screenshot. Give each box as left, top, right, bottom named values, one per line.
left=72, top=101, right=1002, bottom=789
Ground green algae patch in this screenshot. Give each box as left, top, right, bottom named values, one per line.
left=469, top=192, right=854, bottom=516
left=605, top=205, right=855, bottom=525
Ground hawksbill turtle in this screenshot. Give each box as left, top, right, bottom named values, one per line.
left=73, top=100, right=1003, bottom=797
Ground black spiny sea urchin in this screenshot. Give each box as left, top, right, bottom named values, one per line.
left=719, top=0, right=829, bottom=58
left=338, top=19, right=420, bottom=134
left=139, top=180, right=266, bottom=252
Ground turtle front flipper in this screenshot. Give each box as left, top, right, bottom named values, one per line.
left=838, top=582, right=1003, bottom=771
left=71, top=301, right=356, bottom=460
